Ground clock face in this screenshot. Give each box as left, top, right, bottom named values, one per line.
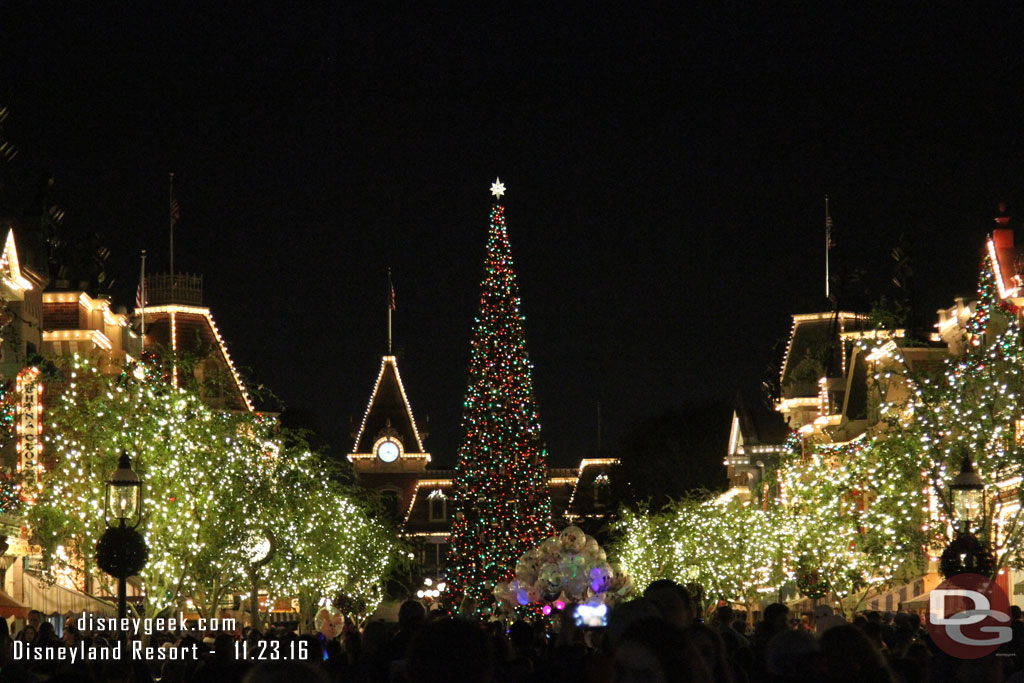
left=377, top=440, right=400, bottom=463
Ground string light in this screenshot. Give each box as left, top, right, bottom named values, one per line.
left=27, top=355, right=402, bottom=621
left=447, top=194, right=553, bottom=612
left=613, top=254, right=1024, bottom=606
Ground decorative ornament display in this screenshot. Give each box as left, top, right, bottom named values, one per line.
left=796, top=568, right=831, bottom=599
left=95, top=525, right=149, bottom=578
left=940, top=533, right=996, bottom=578
left=490, top=177, right=506, bottom=198
left=243, top=530, right=275, bottom=567
left=495, top=526, right=633, bottom=609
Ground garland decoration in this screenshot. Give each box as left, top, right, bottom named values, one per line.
left=96, top=525, right=149, bottom=578
left=940, top=533, right=995, bottom=578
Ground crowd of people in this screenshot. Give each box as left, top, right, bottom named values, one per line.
left=1, top=580, right=1024, bottom=682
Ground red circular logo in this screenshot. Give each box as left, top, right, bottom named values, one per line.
left=925, top=573, right=1011, bottom=659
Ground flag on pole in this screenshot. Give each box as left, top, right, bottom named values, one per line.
left=388, top=271, right=396, bottom=311
left=135, top=279, right=147, bottom=308
left=170, top=190, right=181, bottom=228
left=826, top=209, right=835, bottom=249
left=136, top=250, right=148, bottom=308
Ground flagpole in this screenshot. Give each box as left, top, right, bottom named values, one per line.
left=387, top=268, right=393, bottom=355
left=140, top=250, right=146, bottom=351
left=169, top=173, right=175, bottom=281
left=825, top=194, right=831, bottom=300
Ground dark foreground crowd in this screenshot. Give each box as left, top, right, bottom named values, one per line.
left=3, top=580, right=1024, bottom=682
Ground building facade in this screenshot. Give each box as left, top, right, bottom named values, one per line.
left=348, top=352, right=618, bottom=576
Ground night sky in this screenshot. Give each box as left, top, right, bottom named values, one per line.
left=0, top=6, right=1021, bottom=467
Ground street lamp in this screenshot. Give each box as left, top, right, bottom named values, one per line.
left=105, top=452, right=143, bottom=529
left=940, top=452, right=994, bottom=578
left=950, top=453, right=984, bottom=533
left=100, top=452, right=145, bottom=621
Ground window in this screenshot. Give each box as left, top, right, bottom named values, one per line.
left=593, top=473, right=610, bottom=508
left=429, top=490, right=447, bottom=521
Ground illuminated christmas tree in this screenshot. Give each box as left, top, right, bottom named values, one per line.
left=448, top=179, right=553, bottom=609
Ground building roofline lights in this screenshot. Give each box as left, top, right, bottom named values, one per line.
left=42, top=329, right=113, bottom=351
left=350, top=355, right=428, bottom=458
left=142, top=304, right=253, bottom=411
left=988, top=236, right=1019, bottom=299
left=2, top=230, right=33, bottom=291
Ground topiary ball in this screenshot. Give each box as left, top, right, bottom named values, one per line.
left=96, top=525, right=149, bottom=578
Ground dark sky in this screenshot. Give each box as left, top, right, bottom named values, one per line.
left=0, top=6, right=1021, bottom=466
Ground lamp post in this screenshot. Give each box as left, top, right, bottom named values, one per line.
left=940, top=453, right=993, bottom=577
left=103, top=452, right=143, bottom=620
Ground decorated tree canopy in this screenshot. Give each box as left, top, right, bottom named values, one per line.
left=497, top=525, right=633, bottom=609
left=27, top=354, right=403, bottom=624
left=612, top=254, right=1024, bottom=606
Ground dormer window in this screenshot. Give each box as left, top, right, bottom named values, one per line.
left=429, top=489, right=448, bottom=521
left=593, top=473, right=610, bottom=507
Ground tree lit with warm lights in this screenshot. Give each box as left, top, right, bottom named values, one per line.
left=448, top=182, right=553, bottom=609
left=614, top=255, right=1024, bottom=607
left=27, top=355, right=403, bottom=624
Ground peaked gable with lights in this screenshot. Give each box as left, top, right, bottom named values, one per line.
left=348, top=355, right=430, bottom=467
left=0, top=229, right=33, bottom=294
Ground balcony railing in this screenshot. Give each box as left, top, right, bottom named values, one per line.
left=146, top=273, right=203, bottom=306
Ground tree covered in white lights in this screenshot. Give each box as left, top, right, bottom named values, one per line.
left=28, top=355, right=403, bottom=624
left=262, top=449, right=404, bottom=626
left=613, top=257, right=1024, bottom=607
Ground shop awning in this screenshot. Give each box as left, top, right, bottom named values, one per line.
left=22, top=573, right=117, bottom=617
left=0, top=589, right=29, bottom=618
left=901, top=589, right=933, bottom=608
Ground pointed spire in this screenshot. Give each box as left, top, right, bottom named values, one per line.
left=349, top=356, right=429, bottom=458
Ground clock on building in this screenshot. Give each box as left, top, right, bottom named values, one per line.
left=376, top=439, right=401, bottom=463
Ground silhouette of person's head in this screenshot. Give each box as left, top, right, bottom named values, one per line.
left=615, top=618, right=712, bottom=683
left=407, top=618, right=491, bottom=683
left=398, top=600, right=426, bottom=632
left=643, top=580, right=694, bottom=629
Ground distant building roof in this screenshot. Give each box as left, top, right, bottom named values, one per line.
left=734, top=390, right=789, bottom=445
left=780, top=312, right=869, bottom=397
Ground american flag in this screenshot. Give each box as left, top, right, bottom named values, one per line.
left=388, top=273, right=396, bottom=311
left=170, top=194, right=181, bottom=228
left=826, top=213, right=835, bottom=249
left=135, top=278, right=147, bottom=308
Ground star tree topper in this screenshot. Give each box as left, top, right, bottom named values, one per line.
left=490, top=177, right=506, bottom=199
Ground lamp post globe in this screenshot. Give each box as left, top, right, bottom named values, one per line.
left=940, top=452, right=994, bottom=578
left=950, top=453, right=984, bottom=533
left=105, top=451, right=142, bottom=529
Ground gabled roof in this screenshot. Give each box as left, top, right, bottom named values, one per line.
left=779, top=312, right=869, bottom=394
left=351, top=355, right=427, bottom=455
left=0, top=229, right=33, bottom=292
left=139, top=304, right=253, bottom=412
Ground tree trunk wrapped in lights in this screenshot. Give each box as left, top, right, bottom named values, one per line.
left=448, top=184, right=553, bottom=611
